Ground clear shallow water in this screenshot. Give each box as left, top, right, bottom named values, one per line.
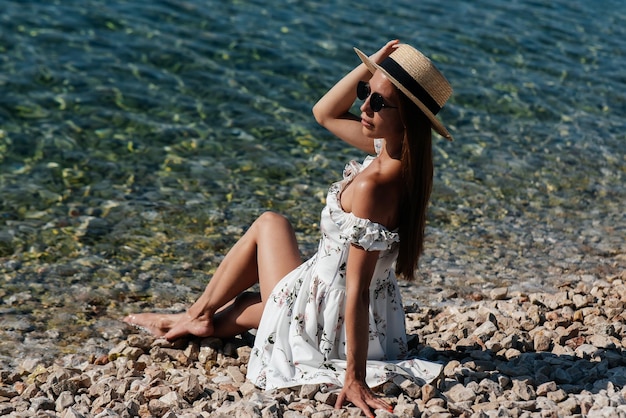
left=0, top=0, right=624, bottom=364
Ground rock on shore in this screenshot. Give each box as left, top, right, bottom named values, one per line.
left=1, top=273, right=625, bottom=417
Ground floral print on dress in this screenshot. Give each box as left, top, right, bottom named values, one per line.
left=246, top=157, right=443, bottom=390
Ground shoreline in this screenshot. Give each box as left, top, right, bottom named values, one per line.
left=1, top=271, right=625, bottom=417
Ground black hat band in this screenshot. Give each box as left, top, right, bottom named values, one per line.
left=380, top=57, right=441, bottom=115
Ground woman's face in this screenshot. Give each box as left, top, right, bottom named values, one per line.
left=359, top=71, right=404, bottom=141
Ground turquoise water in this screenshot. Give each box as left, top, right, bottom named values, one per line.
left=0, top=0, right=624, bottom=362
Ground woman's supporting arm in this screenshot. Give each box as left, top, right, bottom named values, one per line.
left=334, top=176, right=396, bottom=417
left=336, top=243, right=393, bottom=417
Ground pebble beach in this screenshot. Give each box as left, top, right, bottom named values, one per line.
left=2, top=271, right=626, bottom=417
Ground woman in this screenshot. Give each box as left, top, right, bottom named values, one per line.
left=124, top=40, right=453, bottom=417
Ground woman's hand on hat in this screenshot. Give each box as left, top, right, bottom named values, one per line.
left=370, top=39, right=400, bottom=65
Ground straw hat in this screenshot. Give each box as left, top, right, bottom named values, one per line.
left=354, top=44, right=453, bottom=140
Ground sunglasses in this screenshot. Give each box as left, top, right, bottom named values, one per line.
left=356, top=81, right=398, bottom=112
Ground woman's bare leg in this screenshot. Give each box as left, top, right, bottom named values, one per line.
left=209, top=291, right=263, bottom=338
left=123, top=292, right=262, bottom=338
left=123, top=212, right=302, bottom=340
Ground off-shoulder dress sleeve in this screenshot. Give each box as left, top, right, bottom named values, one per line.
left=342, top=213, right=399, bottom=251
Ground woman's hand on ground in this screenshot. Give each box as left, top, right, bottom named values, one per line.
left=335, top=377, right=393, bottom=417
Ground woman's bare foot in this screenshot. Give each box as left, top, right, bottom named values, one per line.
left=123, top=312, right=185, bottom=337
left=123, top=311, right=215, bottom=341
left=163, top=312, right=214, bottom=341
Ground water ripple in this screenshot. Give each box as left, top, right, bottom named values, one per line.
left=0, top=0, right=624, bottom=364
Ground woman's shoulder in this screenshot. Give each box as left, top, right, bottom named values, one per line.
left=353, top=167, right=398, bottom=193
left=359, top=157, right=402, bottom=189
left=350, top=159, right=402, bottom=228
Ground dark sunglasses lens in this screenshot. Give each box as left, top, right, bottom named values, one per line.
left=370, top=93, right=384, bottom=112
left=356, top=81, right=369, bottom=100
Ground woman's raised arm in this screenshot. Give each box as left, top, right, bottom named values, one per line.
left=312, top=40, right=399, bottom=153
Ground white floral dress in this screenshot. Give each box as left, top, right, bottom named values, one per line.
left=246, top=156, right=442, bottom=390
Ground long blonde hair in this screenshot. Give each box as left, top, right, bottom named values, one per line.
left=395, top=93, right=434, bottom=281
